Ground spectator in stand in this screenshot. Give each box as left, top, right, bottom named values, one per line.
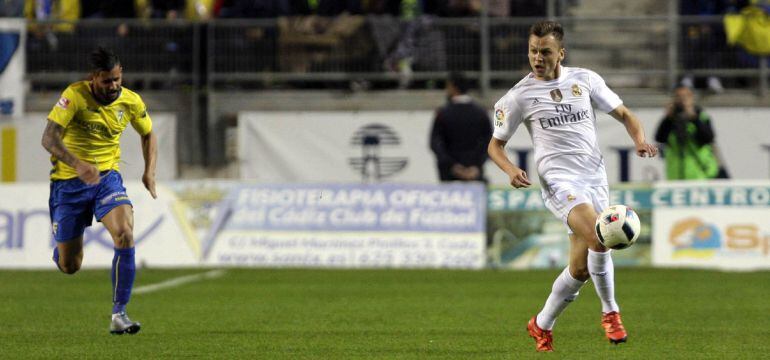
left=420, top=0, right=475, bottom=16
left=423, top=0, right=545, bottom=17
left=25, top=0, right=79, bottom=32
left=212, top=0, right=228, bottom=17
left=287, top=0, right=311, bottom=15
left=363, top=0, right=401, bottom=16
left=430, top=72, right=492, bottom=183
left=445, top=0, right=480, bottom=17
left=510, top=0, right=546, bottom=16
left=79, top=0, right=138, bottom=42
left=419, top=0, right=445, bottom=15
left=678, top=0, right=751, bottom=93
left=216, top=0, right=293, bottom=18
left=24, top=0, right=79, bottom=66
left=486, top=0, right=509, bottom=16
left=183, top=0, right=215, bottom=20
left=150, top=0, right=185, bottom=19
left=317, top=0, right=361, bottom=16
left=79, top=0, right=136, bottom=18
left=1, top=0, right=24, bottom=17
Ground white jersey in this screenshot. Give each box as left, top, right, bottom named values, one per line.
left=493, top=66, right=622, bottom=186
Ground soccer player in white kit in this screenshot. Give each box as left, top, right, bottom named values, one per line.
left=487, top=21, right=658, bottom=352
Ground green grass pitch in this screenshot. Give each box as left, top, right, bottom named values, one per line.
left=1, top=268, right=768, bottom=359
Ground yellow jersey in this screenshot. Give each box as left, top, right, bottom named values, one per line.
left=47, top=81, right=153, bottom=180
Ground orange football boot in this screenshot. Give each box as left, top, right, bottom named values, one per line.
left=601, top=311, right=628, bottom=344
left=527, top=316, right=554, bottom=352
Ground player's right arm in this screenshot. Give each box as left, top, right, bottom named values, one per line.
left=41, top=120, right=100, bottom=184
left=43, top=86, right=100, bottom=184
left=488, top=94, right=531, bottom=189
left=488, top=137, right=531, bottom=188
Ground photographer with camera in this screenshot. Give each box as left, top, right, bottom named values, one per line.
left=654, top=85, right=728, bottom=180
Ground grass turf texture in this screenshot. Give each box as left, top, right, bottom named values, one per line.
left=0, top=268, right=768, bottom=359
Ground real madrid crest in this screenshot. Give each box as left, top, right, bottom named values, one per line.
left=571, top=84, right=582, bottom=96
left=549, top=89, right=563, bottom=102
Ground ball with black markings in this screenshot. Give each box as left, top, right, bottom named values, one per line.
left=595, top=205, right=641, bottom=250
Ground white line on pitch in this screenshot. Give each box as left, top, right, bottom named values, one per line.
left=133, top=269, right=226, bottom=295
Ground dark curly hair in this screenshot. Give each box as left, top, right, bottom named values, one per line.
left=89, top=47, right=121, bottom=72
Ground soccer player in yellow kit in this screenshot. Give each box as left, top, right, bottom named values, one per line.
left=41, top=47, right=158, bottom=335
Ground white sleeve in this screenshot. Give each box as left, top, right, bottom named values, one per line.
left=588, top=71, right=623, bottom=113
left=492, top=93, right=523, bottom=141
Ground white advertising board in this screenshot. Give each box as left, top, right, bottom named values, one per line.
left=0, top=182, right=197, bottom=269
left=0, top=181, right=486, bottom=270
left=238, top=111, right=436, bottom=183
left=202, top=183, right=488, bottom=269
left=652, top=181, right=770, bottom=270
left=0, top=19, right=25, bottom=119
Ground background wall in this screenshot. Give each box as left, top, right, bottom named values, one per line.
left=237, top=108, right=770, bottom=185
left=3, top=112, right=177, bottom=181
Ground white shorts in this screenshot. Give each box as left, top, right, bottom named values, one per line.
left=541, top=180, right=609, bottom=234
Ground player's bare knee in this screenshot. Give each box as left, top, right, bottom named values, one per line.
left=570, top=266, right=590, bottom=281
left=113, top=227, right=134, bottom=249
left=582, top=231, right=603, bottom=249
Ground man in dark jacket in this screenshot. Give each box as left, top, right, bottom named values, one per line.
left=430, top=72, right=493, bottom=182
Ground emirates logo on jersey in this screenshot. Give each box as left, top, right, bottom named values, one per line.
left=549, top=89, right=563, bottom=102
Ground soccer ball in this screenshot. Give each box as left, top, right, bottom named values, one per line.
left=594, top=205, right=641, bottom=250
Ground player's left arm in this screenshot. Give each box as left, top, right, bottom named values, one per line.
left=609, top=105, right=658, bottom=158
left=131, top=96, right=157, bottom=198
left=140, top=131, right=157, bottom=199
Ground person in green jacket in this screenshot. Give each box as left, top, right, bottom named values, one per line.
left=654, top=85, right=724, bottom=180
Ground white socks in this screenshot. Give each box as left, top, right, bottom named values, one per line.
left=534, top=250, right=620, bottom=330
left=588, top=248, right=619, bottom=313
left=536, top=267, right=585, bottom=330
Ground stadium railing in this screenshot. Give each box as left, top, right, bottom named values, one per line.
left=23, top=16, right=769, bottom=96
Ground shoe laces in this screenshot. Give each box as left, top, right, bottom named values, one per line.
left=602, top=312, right=624, bottom=332
left=536, top=329, right=553, bottom=348
left=114, top=312, right=132, bottom=322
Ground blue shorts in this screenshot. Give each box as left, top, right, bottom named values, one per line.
left=48, top=170, right=133, bottom=242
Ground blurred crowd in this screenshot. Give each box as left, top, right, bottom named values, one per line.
left=6, top=0, right=552, bottom=89
left=3, top=0, right=768, bottom=93
left=0, top=0, right=550, bottom=20
left=679, top=0, right=767, bottom=92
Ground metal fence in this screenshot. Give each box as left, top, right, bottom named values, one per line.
left=25, top=16, right=769, bottom=95
left=23, top=15, right=769, bottom=167
left=26, top=19, right=196, bottom=85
